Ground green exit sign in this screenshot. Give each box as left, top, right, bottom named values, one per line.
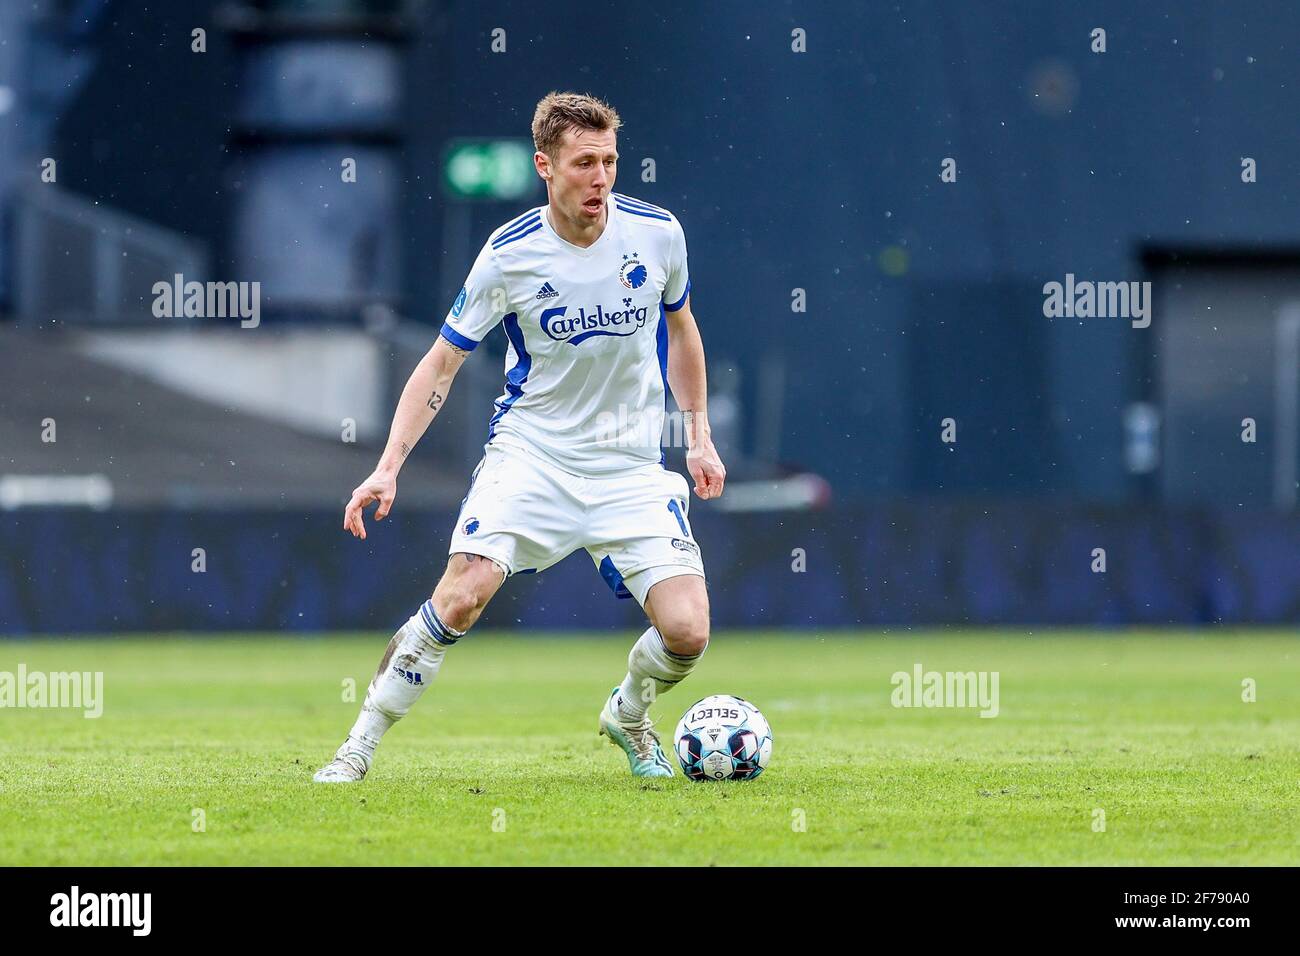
left=443, top=138, right=539, bottom=201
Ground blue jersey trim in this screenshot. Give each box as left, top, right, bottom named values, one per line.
left=492, top=212, right=541, bottom=246
left=494, top=207, right=541, bottom=240
left=492, top=219, right=543, bottom=248
left=440, top=322, right=480, bottom=352
left=613, top=193, right=668, bottom=214
left=492, top=218, right=540, bottom=248
left=664, top=279, right=691, bottom=312
left=487, top=313, right=530, bottom=441
left=614, top=202, right=671, bottom=222
left=657, top=303, right=669, bottom=466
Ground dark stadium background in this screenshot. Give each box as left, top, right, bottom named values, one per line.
left=3, top=0, right=1300, bottom=632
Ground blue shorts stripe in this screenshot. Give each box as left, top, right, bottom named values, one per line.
left=598, top=556, right=635, bottom=600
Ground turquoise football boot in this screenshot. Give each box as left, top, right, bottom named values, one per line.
left=598, top=687, right=674, bottom=778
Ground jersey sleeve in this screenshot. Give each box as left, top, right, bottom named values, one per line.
left=439, top=244, right=508, bottom=351
left=662, top=216, right=691, bottom=312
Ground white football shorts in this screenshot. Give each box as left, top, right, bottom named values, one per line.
left=447, top=442, right=706, bottom=606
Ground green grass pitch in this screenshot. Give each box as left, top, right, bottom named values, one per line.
left=1, top=632, right=1297, bottom=865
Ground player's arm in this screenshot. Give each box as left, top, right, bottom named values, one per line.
left=343, top=335, right=471, bottom=539
left=664, top=295, right=726, bottom=500
left=345, top=242, right=506, bottom=539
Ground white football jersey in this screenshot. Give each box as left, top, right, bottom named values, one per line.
left=439, top=192, right=691, bottom=477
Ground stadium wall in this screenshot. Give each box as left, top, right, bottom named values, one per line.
left=43, top=1, right=1300, bottom=502
left=2, top=505, right=1298, bottom=634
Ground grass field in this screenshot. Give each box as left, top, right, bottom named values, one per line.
left=1, top=631, right=1297, bottom=865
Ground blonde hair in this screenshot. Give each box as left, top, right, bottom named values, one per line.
left=531, top=91, right=622, bottom=159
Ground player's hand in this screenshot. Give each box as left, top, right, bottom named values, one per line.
left=343, top=470, right=397, bottom=540
left=687, top=441, right=726, bottom=500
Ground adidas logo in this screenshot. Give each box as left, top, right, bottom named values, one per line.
left=536, top=281, right=559, bottom=299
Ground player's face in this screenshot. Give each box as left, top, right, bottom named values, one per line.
left=542, top=126, right=618, bottom=224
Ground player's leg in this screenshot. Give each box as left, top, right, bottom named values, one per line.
left=596, top=570, right=708, bottom=778
left=589, top=465, right=709, bottom=776
left=617, top=571, right=710, bottom=718
left=316, top=443, right=575, bottom=783
left=313, top=553, right=505, bottom=783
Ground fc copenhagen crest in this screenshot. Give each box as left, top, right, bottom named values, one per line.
left=619, top=253, right=648, bottom=290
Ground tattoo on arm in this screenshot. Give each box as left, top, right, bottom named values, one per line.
left=681, top=410, right=696, bottom=430
left=399, top=441, right=412, bottom=459
left=427, top=391, right=444, bottom=414
left=446, top=343, right=469, bottom=356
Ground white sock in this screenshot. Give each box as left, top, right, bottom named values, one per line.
left=344, top=599, right=464, bottom=757
left=614, top=626, right=704, bottom=722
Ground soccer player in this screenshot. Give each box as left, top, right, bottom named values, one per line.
left=314, top=92, right=726, bottom=782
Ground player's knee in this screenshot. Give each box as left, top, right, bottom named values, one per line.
left=433, top=582, right=484, bottom=631
left=434, top=555, right=502, bottom=630
left=660, top=616, right=709, bottom=657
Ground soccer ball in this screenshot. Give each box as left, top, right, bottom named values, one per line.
left=674, top=694, right=773, bottom=781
